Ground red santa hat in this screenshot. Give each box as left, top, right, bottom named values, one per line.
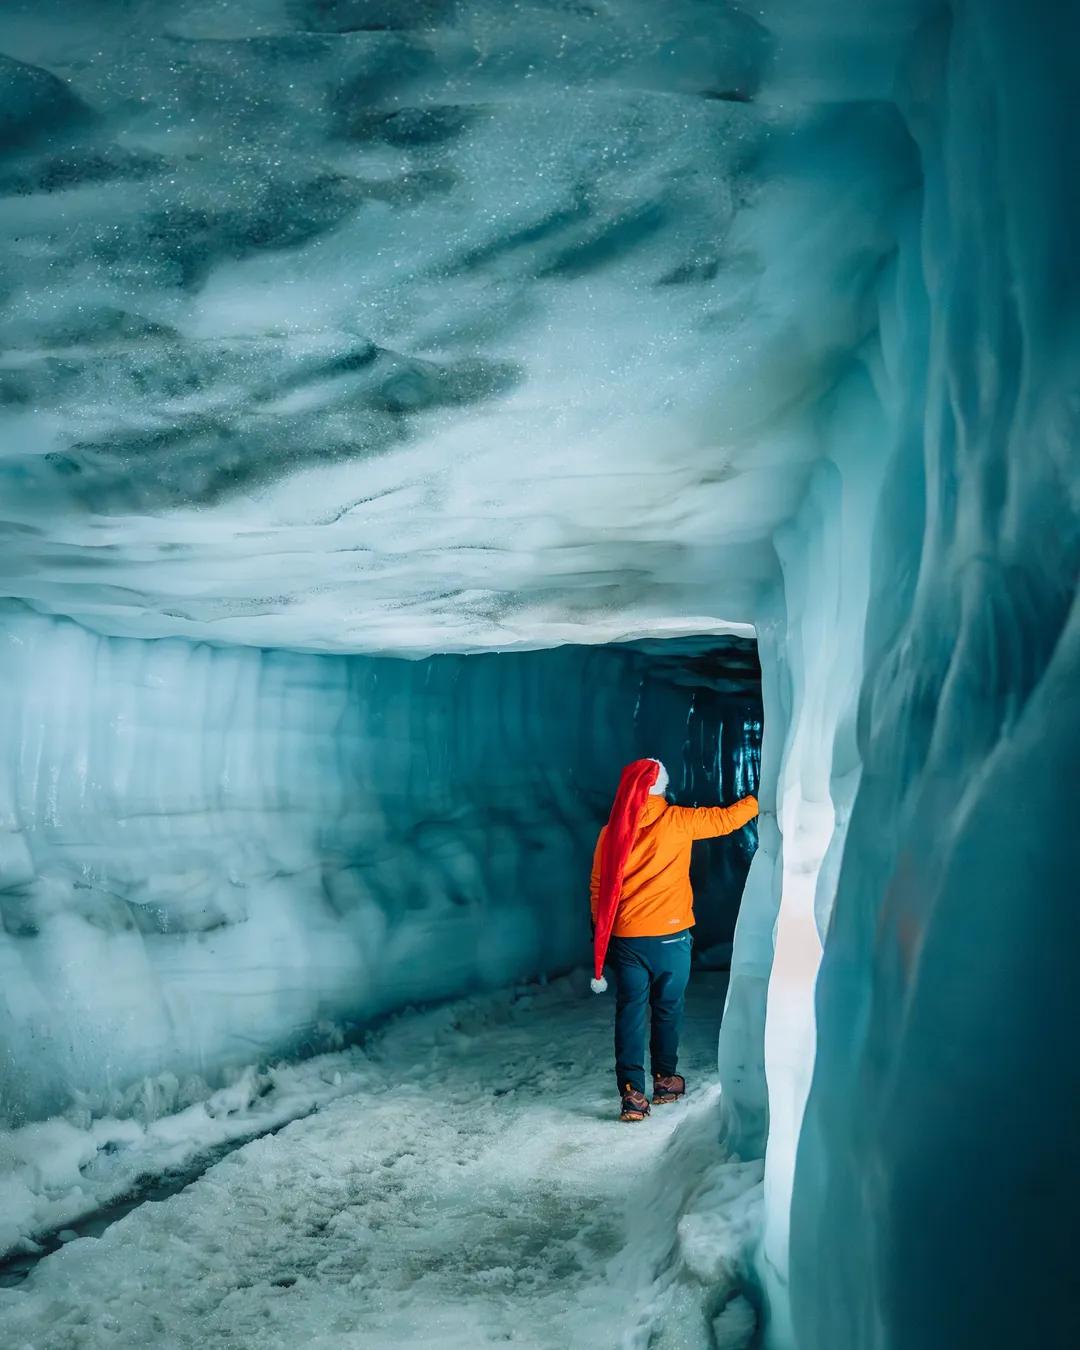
left=591, top=758, right=662, bottom=993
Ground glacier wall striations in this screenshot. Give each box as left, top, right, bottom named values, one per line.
left=0, top=609, right=760, bottom=1127
left=777, top=3, right=1080, bottom=1350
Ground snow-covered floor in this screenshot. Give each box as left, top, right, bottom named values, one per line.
left=0, top=972, right=763, bottom=1350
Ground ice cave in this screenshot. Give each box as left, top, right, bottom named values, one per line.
left=0, top=1, right=1077, bottom=1347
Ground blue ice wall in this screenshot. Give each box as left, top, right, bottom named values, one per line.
left=788, top=3, right=1080, bottom=1349
left=0, top=610, right=759, bottom=1126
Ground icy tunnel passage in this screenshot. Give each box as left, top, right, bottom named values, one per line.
left=0, top=617, right=766, bottom=1328
left=0, top=621, right=762, bottom=1131
left=3, top=0, right=1080, bottom=1348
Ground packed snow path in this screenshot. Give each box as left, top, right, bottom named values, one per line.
left=0, top=972, right=763, bottom=1350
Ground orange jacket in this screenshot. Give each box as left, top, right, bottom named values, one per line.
left=590, top=794, right=759, bottom=938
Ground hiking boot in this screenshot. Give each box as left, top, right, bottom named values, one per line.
left=619, top=1088, right=651, bottom=1122
left=652, top=1073, right=686, bottom=1104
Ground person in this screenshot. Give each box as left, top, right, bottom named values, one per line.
left=589, top=757, right=759, bottom=1122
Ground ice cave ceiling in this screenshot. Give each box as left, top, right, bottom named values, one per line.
left=0, top=0, right=910, bottom=653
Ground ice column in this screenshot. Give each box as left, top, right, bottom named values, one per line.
left=790, top=2, right=1080, bottom=1348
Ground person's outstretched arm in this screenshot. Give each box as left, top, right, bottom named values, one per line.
left=670, top=795, right=759, bottom=840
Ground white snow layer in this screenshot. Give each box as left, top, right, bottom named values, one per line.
left=0, top=972, right=765, bottom=1350
left=0, top=1050, right=372, bottom=1266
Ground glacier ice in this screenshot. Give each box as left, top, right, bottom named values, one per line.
left=783, top=3, right=1080, bottom=1350
left=0, top=0, right=1077, bottom=1347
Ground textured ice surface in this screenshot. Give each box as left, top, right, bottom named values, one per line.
left=4, top=1, right=1073, bottom=1346
left=0, top=972, right=762, bottom=1350
left=0, top=607, right=760, bottom=1128
left=0, top=1048, right=373, bottom=1267
left=778, top=4, right=1080, bottom=1350
left=0, top=0, right=909, bottom=654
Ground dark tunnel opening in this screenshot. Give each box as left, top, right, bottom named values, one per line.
left=599, top=635, right=762, bottom=964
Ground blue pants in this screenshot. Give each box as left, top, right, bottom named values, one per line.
left=607, top=930, right=692, bottom=1096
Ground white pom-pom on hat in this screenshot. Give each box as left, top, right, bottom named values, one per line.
left=590, top=976, right=608, bottom=994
